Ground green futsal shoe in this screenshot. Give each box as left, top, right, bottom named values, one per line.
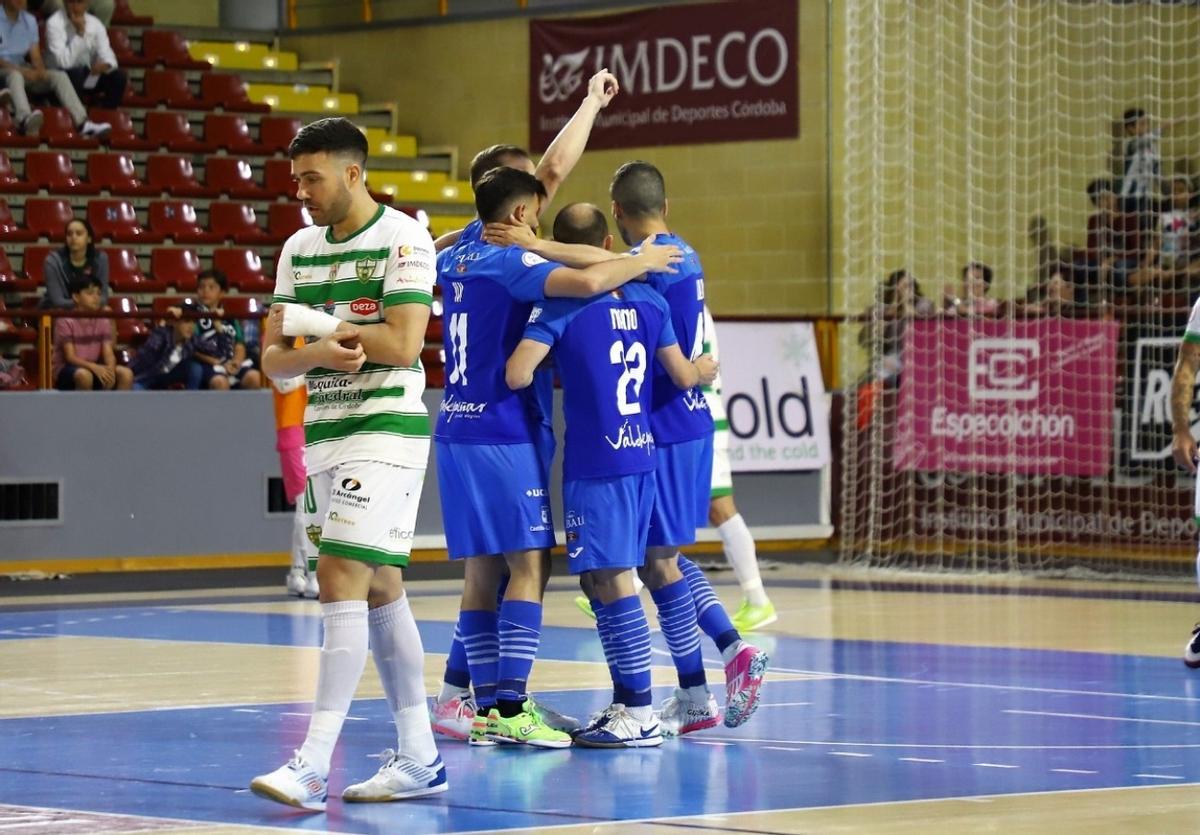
left=731, top=600, right=778, bottom=633
left=488, top=702, right=572, bottom=748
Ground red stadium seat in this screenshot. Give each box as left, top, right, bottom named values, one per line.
left=0, top=298, right=37, bottom=342
left=0, top=108, right=38, bottom=148
left=106, top=28, right=152, bottom=68
left=109, top=296, right=150, bottom=344
left=213, top=248, right=270, bottom=292
left=263, top=157, right=298, bottom=199
left=141, top=69, right=202, bottom=109
left=0, top=249, right=37, bottom=293
left=21, top=198, right=72, bottom=240
left=104, top=247, right=165, bottom=292
left=41, top=107, right=100, bottom=149
left=87, top=152, right=157, bottom=196
left=20, top=245, right=53, bottom=284
left=144, top=111, right=214, bottom=153
left=88, top=199, right=164, bottom=244
left=148, top=200, right=219, bottom=243
left=24, top=150, right=98, bottom=194
left=204, top=113, right=267, bottom=155
left=146, top=155, right=218, bottom=198
left=88, top=108, right=155, bottom=151
left=0, top=150, right=35, bottom=193
left=205, top=157, right=268, bottom=198
left=142, top=30, right=211, bottom=70
left=221, top=295, right=266, bottom=319
left=260, top=116, right=303, bottom=155
left=150, top=247, right=202, bottom=291
left=210, top=202, right=271, bottom=244
left=111, top=0, right=153, bottom=26
left=267, top=203, right=311, bottom=243
left=151, top=295, right=202, bottom=316
left=200, top=73, right=270, bottom=113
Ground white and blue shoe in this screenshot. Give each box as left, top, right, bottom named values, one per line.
left=342, top=749, right=448, bottom=802
left=572, top=704, right=662, bottom=748
left=250, top=752, right=328, bottom=812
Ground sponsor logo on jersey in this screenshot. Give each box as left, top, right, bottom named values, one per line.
left=356, top=259, right=379, bottom=282
left=439, top=394, right=488, bottom=420
left=529, top=505, right=553, bottom=533
left=397, top=258, right=432, bottom=271
left=341, top=478, right=362, bottom=491
left=568, top=546, right=583, bottom=560
left=604, top=420, right=655, bottom=453
left=528, top=306, right=542, bottom=323
left=329, top=263, right=340, bottom=281
left=684, top=390, right=711, bottom=412
left=332, top=477, right=370, bottom=507
left=398, top=244, right=431, bottom=258
left=388, top=527, right=413, bottom=540
left=350, top=297, right=379, bottom=316
left=455, top=262, right=468, bottom=274
left=521, top=251, right=548, bottom=267
left=525, top=487, right=547, bottom=498
left=327, top=510, right=355, bottom=527
left=565, top=510, right=586, bottom=529
left=323, top=299, right=336, bottom=315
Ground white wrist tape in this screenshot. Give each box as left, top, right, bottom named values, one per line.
left=274, top=375, right=304, bottom=394
left=280, top=304, right=340, bottom=338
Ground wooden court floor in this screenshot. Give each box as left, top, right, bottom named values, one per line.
left=3, top=562, right=1200, bottom=833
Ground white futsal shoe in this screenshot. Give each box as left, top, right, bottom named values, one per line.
left=286, top=569, right=306, bottom=597
left=342, top=749, right=448, bottom=802
left=572, top=704, right=663, bottom=748
left=249, top=753, right=327, bottom=812
left=1184, top=624, right=1200, bottom=669
left=658, top=688, right=721, bottom=737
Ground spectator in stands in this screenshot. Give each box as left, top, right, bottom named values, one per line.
left=41, top=218, right=109, bottom=309
left=860, top=268, right=935, bottom=383
left=1086, top=177, right=1143, bottom=297
left=30, top=0, right=113, bottom=26
left=130, top=301, right=198, bottom=390
left=1027, top=215, right=1075, bottom=282
left=44, top=0, right=126, bottom=109
left=0, top=0, right=110, bottom=137
left=944, top=261, right=999, bottom=316
left=1131, top=174, right=1200, bottom=290
left=1022, top=262, right=1078, bottom=318
left=188, top=268, right=262, bottom=390
left=1117, top=107, right=1174, bottom=225
left=51, top=273, right=131, bottom=390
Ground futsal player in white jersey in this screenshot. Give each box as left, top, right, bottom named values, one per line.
left=1171, top=297, right=1200, bottom=667
left=250, top=117, right=444, bottom=810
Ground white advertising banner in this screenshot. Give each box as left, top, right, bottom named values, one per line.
left=717, top=321, right=831, bottom=472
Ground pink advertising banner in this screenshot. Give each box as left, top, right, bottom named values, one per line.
left=893, top=319, right=1119, bottom=476
left=528, top=0, right=798, bottom=151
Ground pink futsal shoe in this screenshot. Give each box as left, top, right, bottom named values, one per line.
left=723, top=642, right=769, bottom=728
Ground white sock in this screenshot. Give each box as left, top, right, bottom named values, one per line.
left=628, top=704, right=653, bottom=722
left=437, top=682, right=470, bottom=704
left=289, top=504, right=309, bottom=572
left=718, top=514, right=769, bottom=606
left=720, top=639, right=745, bottom=665
left=685, top=684, right=711, bottom=704
left=368, top=594, right=439, bottom=764
left=299, top=600, right=369, bottom=777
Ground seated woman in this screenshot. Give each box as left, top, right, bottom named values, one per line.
left=40, top=218, right=110, bottom=309
left=860, top=268, right=935, bottom=383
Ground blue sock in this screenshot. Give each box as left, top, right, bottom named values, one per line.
left=605, top=594, right=653, bottom=708
left=680, top=555, right=740, bottom=653
left=442, top=621, right=472, bottom=690
left=592, top=598, right=629, bottom=704
left=459, top=609, right=499, bottom=709
left=650, top=577, right=707, bottom=689
left=496, top=599, right=542, bottom=705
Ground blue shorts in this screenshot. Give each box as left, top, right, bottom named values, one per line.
left=647, top=436, right=713, bottom=548
left=435, top=435, right=555, bottom=559
left=563, top=471, right=655, bottom=575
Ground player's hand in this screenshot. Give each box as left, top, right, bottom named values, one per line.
left=483, top=221, right=537, bottom=250
left=318, top=329, right=365, bottom=373
left=694, top=353, right=718, bottom=386
left=587, top=69, right=619, bottom=107
left=635, top=236, right=683, bottom=274
left=1172, top=429, right=1198, bottom=473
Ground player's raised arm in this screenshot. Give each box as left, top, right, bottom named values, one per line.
left=1171, top=338, right=1200, bottom=472
left=535, top=69, right=619, bottom=213
left=506, top=339, right=552, bottom=390
left=543, top=235, right=681, bottom=298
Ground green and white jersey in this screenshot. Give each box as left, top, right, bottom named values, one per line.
left=701, top=305, right=727, bottom=427
left=1186, top=298, right=1200, bottom=344
left=272, top=204, right=435, bottom=473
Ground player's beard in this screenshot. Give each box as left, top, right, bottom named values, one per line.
left=318, top=181, right=354, bottom=228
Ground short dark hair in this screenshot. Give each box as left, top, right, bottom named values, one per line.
left=1123, top=107, right=1146, bottom=126
left=469, top=144, right=531, bottom=190
left=197, top=268, right=228, bottom=292
left=962, top=261, right=993, bottom=286
left=1087, top=178, right=1115, bottom=206
left=474, top=167, right=546, bottom=224
left=288, top=117, right=368, bottom=165
left=552, top=203, right=609, bottom=248
left=610, top=161, right=666, bottom=219
left=68, top=274, right=100, bottom=295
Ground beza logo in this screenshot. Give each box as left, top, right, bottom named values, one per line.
left=349, top=297, right=378, bottom=315
left=340, top=478, right=362, bottom=492
left=968, top=338, right=1040, bottom=401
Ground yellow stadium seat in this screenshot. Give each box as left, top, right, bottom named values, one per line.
left=369, top=175, right=471, bottom=204
left=189, top=41, right=299, bottom=71
left=427, top=214, right=476, bottom=238
left=363, top=128, right=418, bottom=158
left=245, top=83, right=358, bottom=114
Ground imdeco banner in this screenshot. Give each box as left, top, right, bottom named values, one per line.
left=529, top=0, right=799, bottom=151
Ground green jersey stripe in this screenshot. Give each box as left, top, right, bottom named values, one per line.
left=714, top=418, right=730, bottom=431
left=307, top=360, right=422, bottom=378
left=321, top=537, right=410, bottom=566
left=305, top=412, right=431, bottom=444
left=272, top=294, right=298, bottom=304
left=384, top=290, right=433, bottom=307
left=291, top=246, right=391, bottom=267
left=294, top=279, right=384, bottom=305
left=1185, top=333, right=1200, bottom=344
left=307, top=385, right=409, bottom=406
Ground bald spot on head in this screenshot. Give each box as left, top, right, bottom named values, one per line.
left=552, top=202, right=609, bottom=248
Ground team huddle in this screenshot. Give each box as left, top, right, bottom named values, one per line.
left=249, top=72, right=770, bottom=812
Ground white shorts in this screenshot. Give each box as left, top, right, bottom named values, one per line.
left=307, top=460, right=424, bottom=567
left=711, top=425, right=732, bottom=498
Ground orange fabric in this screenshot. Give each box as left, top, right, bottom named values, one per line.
left=273, top=386, right=306, bottom=430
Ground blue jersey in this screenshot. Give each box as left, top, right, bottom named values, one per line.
left=525, top=283, right=677, bottom=481
left=637, top=233, right=714, bottom=444
left=434, top=238, right=559, bottom=444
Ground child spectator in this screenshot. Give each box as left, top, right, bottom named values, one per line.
left=1132, top=175, right=1200, bottom=289
left=51, top=274, right=131, bottom=390
left=129, top=302, right=198, bottom=390
left=188, top=269, right=263, bottom=390
left=41, top=218, right=109, bottom=309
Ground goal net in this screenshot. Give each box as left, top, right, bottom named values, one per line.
left=838, top=1, right=1200, bottom=576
